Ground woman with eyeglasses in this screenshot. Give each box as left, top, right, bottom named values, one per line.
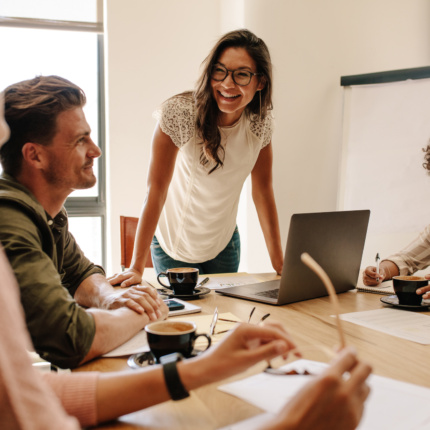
left=109, top=29, right=284, bottom=287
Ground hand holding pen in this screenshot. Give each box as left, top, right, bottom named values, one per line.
left=375, top=253, right=380, bottom=282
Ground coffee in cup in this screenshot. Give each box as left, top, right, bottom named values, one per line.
left=157, top=267, right=199, bottom=295
left=392, top=275, right=428, bottom=306
left=145, top=320, right=211, bottom=362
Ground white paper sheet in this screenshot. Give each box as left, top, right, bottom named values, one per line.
left=206, top=275, right=265, bottom=290
left=339, top=308, right=430, bottom=344
left=218, top=359, right=430, bottom=430
left=217, top=412, right=274, bottom=430
left=102, top=330, right=149, bottom=357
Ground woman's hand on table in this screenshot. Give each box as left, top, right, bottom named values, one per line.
left=107, top=268, right=143, bottom=288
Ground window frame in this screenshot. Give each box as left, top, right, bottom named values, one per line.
left=0, top=15, right=107, bottom=268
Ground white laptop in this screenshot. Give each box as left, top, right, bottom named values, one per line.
left=216, top=210, right=370, bottom=305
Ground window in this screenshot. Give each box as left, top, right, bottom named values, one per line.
left=0, top=1, right=106, bottom=267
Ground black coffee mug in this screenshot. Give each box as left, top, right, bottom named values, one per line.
left=157, top=267, right=199, bottom=295
left=392, top=275, right=428, bottom=306
left=145, top=320, right=211, bottom=362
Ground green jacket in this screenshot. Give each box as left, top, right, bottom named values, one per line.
left=0, top=173, right=104, bottom=368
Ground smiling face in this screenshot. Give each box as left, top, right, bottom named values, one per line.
left=211, top=47, right=264, bottom=126
left=39, top=107, right=101, bottom=194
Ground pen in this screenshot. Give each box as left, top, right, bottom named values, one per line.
left=197, top=277, right=209, bottom=288
left=248, top=306, right=256, bottom=323
left=375, top=253, right=380, bottom=282
left=258, top=313, right=270, bottom=324
left=209, top=307, right=218, bottom=336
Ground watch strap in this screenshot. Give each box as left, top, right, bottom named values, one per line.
left=161, top=353, right=190, bottom=401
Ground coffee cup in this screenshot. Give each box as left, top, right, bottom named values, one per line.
left=392, top=275, right=428, bottom=306
left=157, top=267, right=199, bottom=295
left=145, top=320, right=211, bottom=362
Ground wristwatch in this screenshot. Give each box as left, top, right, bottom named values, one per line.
left=160, top=352, right=190, bottom=401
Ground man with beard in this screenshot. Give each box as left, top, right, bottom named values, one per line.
left=0, top=76, right=168, bottom=369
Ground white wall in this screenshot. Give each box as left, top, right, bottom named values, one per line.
left=241, top=0, right=430, bottom=272
left=105, top=0, right=221, bottom=273
left=105, top=0, right=430, bottom=274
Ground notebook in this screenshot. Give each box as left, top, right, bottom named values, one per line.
left=216, top=210, right=370, bottom=305
left=356, top=279, right=395, bottom=295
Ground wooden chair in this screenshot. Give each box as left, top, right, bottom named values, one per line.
left=120, top=216, right=153, bottom=270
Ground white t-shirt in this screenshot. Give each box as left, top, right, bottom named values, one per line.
left=154, top=94, right=273, bottom=263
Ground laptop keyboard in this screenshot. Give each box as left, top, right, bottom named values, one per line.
left=255, top=288, right=280, bottom=299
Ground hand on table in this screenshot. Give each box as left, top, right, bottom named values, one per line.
left=103, top=284, right=168, bottom=321
left=108, top=268, right=143, bottom=288
left=264, top=347, right=372, bottom=430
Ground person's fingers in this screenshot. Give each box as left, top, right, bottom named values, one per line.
left=239, top=323, right=298, bottom=353
left=327, top=347, right=359, bottom=377
left=132, top=285, right=159, bottom=301
left=131, top=286, right=161, bottom=308
left=123, top=291, right=159, bottom=318
left=121, top=298, right=144, bottom=315
left=242, top=339, right=289, bottom=363
left=364, top=266, right=376, bottom=276
left=362, top=267, right=380, bottom=286
left=107, top=273, right=126, bottom=286
left=120, top=277, right=140, bottom=288
left=345, top=361, right=372, bottom=391
left=416, top=285, right=430, bottom=295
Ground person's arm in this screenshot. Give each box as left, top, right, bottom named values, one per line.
left=0, top=245, right=81, bottom=430
left=92, top=322, right=297, bottom=422
left=80, top=303, right=168, bottom=364
left=108, top=124, right=179, bottom=287
left=263, top=347, right=371, bottom=430
left=251, top=143, right=283, bottom=274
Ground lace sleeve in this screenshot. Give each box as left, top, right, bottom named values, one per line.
left=153, top=95, right=195, bottom=148
left=250, top=113, right=274, bottom=148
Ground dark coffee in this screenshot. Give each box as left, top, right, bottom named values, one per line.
left=157, top=267, right=199, bottom=295
left=145, top=321, right=211, bottom=362
left=392, top=276, right=427, bottom=306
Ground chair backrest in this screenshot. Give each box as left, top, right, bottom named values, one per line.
left=120, top=216, right=153, bottom=270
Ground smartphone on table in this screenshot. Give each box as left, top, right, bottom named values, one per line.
left=164, top=299, right=185, bottom=311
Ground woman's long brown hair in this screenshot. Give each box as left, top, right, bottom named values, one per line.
left=193, top=29, right=273, bottom=174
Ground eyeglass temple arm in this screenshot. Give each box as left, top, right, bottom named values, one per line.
left=301, top=252, right=347, bottom=349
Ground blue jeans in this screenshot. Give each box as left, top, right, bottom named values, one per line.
left=151, top=227, right=240, bottom=275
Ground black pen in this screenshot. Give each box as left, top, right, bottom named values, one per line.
left=258, top=313, right=270, bottom=324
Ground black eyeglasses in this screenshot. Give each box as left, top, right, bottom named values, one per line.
left=211, top=64, right=260, bottom=86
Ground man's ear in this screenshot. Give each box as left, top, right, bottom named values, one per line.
left=22, top=142, right=44, bottom=168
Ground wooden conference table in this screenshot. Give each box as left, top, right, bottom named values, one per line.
left=76, top=273, right=430, bottom=430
